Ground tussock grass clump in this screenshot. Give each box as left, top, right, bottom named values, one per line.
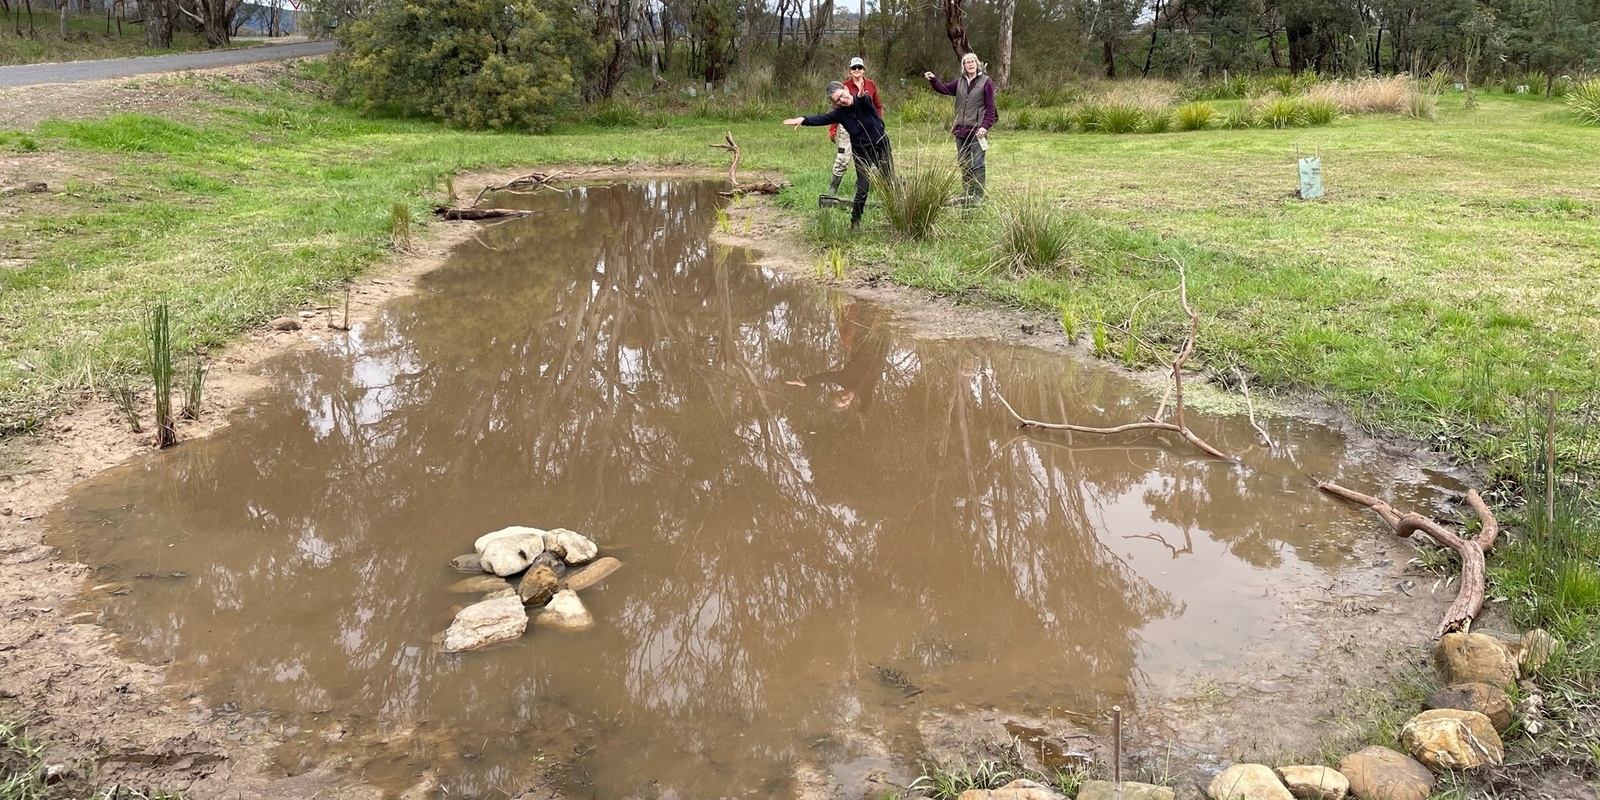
left=1566, top=79, right=1600, bottom=125
left=1175, top=101, right=1217, bottom=131
left=1302, top=97, right=1339, bottom=125
left=872, top=158, right=959, bottom=239
left=898, top=94, right=943, bottom=125
left=994, top=192, right=1087, bottom=275
left=1095, top=102, right=1145, bottom=133
left=1252, top=95, right=1308, bottom=129
left=143, top=302, right=178, bottom=449
left=390, top=202, right=411, bottom=251
left=1143, top=107, right=1175, bottom=133
left=1306, top=76, right=1435, bottom=118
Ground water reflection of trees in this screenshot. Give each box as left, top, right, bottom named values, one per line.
left=55, top=183, right=1449, bottom=798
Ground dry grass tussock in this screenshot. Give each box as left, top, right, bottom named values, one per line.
left=1098, top=78, right=1180, bottom=109
left=1306, top=75, right=1436, bottom=117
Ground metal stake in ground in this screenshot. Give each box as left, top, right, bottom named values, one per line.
left=1112, top=705, right=1123, bottom=800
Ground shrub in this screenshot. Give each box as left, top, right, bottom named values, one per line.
left=994, top=192, right=1087, bottom=275
left=1174, top=101, right=1216, bottom=131
left=1044, top=108, right=1075, bottom=132
left=1012, top=108, right=1036, bottom=131
left=1075, top=101, right=1105, bottom=131
left=1568, top=79, right=1600, bottom=125
left=873, top=157, right=959, bottom=239
left=899, top=93, right=942, bottom=125
left=329, top=0, right=592, bottom=131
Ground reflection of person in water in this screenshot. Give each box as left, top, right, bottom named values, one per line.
left=785, top=303, right=893, bottom=423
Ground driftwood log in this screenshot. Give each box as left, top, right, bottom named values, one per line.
left=1317, top=481, right=1498, bottom=639
left=994, top=257, right=1235, bottom=462
left=432, top=206, right=532, bottom=221
left=708, top=132, right=786, bottom=196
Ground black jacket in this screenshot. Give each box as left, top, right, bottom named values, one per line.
left=801, top=99, right=890, bottom=160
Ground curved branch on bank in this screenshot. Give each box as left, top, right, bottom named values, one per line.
left=709, top=132, right=786, bottom=196
left=1317, top=481, right=1498, bottom=638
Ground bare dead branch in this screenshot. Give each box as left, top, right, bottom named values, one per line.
left=991, top=256, right=1234, bottom=462
left=709, top=132, right=786, bottom=197
left=1233, top=367, right=1275, bottom=448
left=1317, top=481, right=1498, bottom=638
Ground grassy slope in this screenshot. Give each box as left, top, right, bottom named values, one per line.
left=0, top=68, right=1595, bottom=786
left=0, top=12, right=246, bottom=66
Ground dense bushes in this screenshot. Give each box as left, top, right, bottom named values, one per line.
left=328, top=0, right=597, bottom=132
left=1568, top=79, right=1600, bottom=124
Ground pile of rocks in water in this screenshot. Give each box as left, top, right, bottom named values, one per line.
left=950, top=628, right=1559, bottom=800
left=438, top=526, right=622, bottom=653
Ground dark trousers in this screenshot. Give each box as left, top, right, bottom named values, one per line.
left=956, top=134, right=986, bottom=200
left=851, top=145, right=892, bottom=227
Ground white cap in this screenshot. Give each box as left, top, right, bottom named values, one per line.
left=849, top=57, right=865, bottom=69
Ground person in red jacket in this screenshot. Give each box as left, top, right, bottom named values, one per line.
left=826, top=56, right=884, bottom=198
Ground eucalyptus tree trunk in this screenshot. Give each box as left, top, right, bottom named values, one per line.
left=943, top=0, right=969, bottom=58
left=994, top=0, right=1014, bottom=88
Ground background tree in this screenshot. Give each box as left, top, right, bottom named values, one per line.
left=329, top=0, right=596, bottom=131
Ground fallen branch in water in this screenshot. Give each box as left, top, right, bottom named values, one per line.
left=993, top=257, right=1234, bottom=462
left=708, top=132, right=786, bottom=196
left=471, top=170, right=576, bottom=206
left=1233, top=367, right=1275, bottom=449
left=1316, top=481, right=1498, bottom=638
left=433, top=206, right=532, bottom=221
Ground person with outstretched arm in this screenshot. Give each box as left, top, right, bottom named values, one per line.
left=785, top=81, right=894, bottom=230
left=826, top=57, right=885, bottom=199
left=924, top=52, right=998, bottom=203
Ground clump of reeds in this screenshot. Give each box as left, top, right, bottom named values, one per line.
left=816, top=247, right=846, bottom=280
left=391, top=202, right=411, bottom=251
left=143, top=301, right=178, bottom=448
left=110, top=382, right=142, bottom=433
left=993, top=191, right=1086, bottom=275
left=872, top=158, right=959, bottom=239
left=1567, top=79, right=1600, bottom=125
left=182, top=356, right=205, bottom=421
left=1305, top=75, right=1435, bottom=117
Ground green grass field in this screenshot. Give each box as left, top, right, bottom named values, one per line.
left=0, top=11, right=248, bottom=66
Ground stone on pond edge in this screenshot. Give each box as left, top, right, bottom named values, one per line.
left=1207, top=763, right=1292, bottom=800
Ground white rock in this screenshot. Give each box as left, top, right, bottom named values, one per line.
left=474, top=525, right=547, bottom=553
left=441, top=595, right=527, bottom=652
left=535, top=589, right=595, bottom=630
left=479, top=533, right=548, bottom=577
left=544, top=527, right=598, bottom=564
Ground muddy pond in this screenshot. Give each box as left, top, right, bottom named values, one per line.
left=52, top=182, right=1460, bottom=798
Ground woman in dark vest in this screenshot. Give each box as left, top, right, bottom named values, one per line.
left=784, top=81, right=894, bottom=230
left=924, top=52, right=998, bottom=203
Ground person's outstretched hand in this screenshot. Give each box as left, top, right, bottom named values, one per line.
left=783, top=117, right=805, bottom=128
left=923, top=71, right=935, bottom=80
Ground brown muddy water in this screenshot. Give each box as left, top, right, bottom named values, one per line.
left=53, top=182, right=1459, bottom=799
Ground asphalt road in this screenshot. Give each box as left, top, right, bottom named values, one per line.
left=0, top=39, right=336, bottom=88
